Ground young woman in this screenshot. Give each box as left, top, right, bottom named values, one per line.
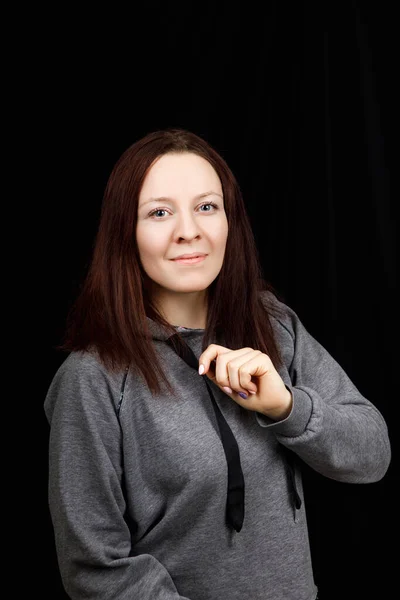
left=44, top=128, right=391, bottom=600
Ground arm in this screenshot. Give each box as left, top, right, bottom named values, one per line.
left=255, top=296, right=391, bottom=483
left=44, top=353, right=191, bottom=600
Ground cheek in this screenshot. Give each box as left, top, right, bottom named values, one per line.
left=137, top=229, right=167, bottom=258
left=211, top=221, right=228, bottom=247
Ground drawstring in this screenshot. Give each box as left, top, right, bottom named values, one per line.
left=166, top=334, right=245, bottom=533
left=282, top=447, right=302, bottom=510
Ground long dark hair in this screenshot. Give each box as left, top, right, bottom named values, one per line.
left=58, top=128, right=287, bottom=396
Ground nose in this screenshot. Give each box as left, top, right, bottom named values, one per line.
left=174, top=211, right=202, bottom=241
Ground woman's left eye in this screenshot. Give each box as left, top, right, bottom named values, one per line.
left=199, top=202, right=218, bottom=212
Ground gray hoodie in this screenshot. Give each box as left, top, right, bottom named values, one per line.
left=44, top=291, right=391, bottom=600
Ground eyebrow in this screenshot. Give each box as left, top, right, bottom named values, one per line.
left=140, top=191, right=223, bottom=208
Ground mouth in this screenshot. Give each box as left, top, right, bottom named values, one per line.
left=172, top=255, right=207, bottom=265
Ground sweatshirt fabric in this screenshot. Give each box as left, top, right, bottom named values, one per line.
left=44, top=291, right=391, bottom=600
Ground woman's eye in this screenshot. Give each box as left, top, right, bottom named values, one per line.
left=200, top=203, right=217, bottom=212
left=151, top=209, right=168, bottom=218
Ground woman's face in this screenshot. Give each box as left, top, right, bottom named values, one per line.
left=136, top=152, right=228, bottom=299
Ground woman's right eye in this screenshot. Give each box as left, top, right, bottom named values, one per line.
left=149, top=209, right=168, bottom=218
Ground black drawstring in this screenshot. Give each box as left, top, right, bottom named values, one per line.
left=165, top=333, right=301, bottom=528
left=165, top=334, right=245, bottom=533
left=284, top=450, right=302, bottom=510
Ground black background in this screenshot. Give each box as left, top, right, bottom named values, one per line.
left=35, top=2, right=397, bottom=598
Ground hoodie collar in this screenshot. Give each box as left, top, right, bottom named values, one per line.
left=146, top=317, right=205, bottom=342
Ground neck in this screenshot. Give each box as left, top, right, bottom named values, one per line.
left=153, top=289, right=208, bottom=329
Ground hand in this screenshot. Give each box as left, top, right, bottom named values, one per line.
left=198, top=344, right=293, bottom=421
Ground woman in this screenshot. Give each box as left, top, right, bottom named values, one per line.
left=44, top=128, right=391, bottom=600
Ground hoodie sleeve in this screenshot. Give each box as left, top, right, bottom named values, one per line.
left=44, top=352, right=191, bottom=600
left=255, top=294, right=391, bottom=483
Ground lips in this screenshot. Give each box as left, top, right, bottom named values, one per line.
left=171, top=253, right=207, bottom=260
left=172, top=255, right=207, bottom=265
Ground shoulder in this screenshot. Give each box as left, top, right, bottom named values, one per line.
left=50, top=350, right=119, bottom=388
left=258, top=289, right=308, bottom=369
left=259, top=289, right=298, bottom=340
left=44, top=350, right=125, bottom=424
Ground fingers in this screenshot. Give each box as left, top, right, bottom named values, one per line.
left=198, top=345, right=253, bottom=376
left=198, top=344, right=232, bottom=375
left=221, top=351, right=259, bottom=396
left=198, top=345, right=261, bottom=396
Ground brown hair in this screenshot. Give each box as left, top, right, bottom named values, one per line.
left=58, top=128, right=286, bottom=396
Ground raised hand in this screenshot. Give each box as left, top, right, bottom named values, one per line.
left=198, top=344, right=293, bottom=421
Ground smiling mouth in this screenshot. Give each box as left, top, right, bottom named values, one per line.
left=172, top=255, right=207, bottom=264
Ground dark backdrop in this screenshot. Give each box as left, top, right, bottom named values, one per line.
left=38, top=2, right=397, bottom=598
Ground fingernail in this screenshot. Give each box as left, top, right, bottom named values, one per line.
left=198, top=364, right=205, bottom=375
left=222, top=386, right=233, bottom=394
left=238, top=392, right=248, bottom=399
left=249, top=391, right=257, bottom=395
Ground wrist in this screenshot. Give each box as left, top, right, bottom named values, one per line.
left=263, top=388, right=293, bottom=422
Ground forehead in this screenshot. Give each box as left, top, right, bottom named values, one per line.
left=139, top=153, right=221, bottom=197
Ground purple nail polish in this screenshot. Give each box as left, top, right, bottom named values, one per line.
left=238, top=392, right=248, bottom=399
